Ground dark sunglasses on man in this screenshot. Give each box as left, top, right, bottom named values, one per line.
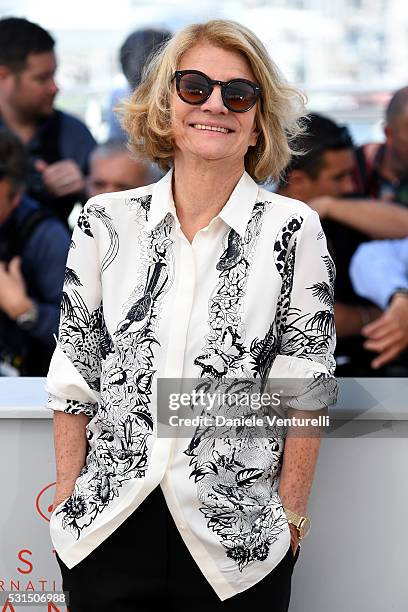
left=172, top=69, right=262, bottom=113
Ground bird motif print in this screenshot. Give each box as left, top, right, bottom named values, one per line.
left=49, top=178, right=337, bottom=586
left=186, top=200, right=289, bottom=571
left=54, top=201, right=175, bottom=539
left=115, top=238, right=173, bottom=336
left=87, top=204, right=119, bottom=273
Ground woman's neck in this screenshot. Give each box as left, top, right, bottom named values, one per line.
left=172, top=155, right=245, bottom=243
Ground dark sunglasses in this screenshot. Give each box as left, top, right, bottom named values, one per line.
left=172, top=69, right=262, bottom=113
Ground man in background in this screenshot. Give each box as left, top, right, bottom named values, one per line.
left=107, top=27, right=171, bottom=140
left=87, top=140, right=153, bottom=197
left=354, top=86, right=408, bottom=206
left=0, top=128, right=70, bottom=376
left=278, top=113, right=408, bottom=375
left=350, top=238, right=408, bottom=372
left=0, top=17, right=96, bottom=226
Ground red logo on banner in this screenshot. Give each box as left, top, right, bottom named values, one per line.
left=1, top=603, right=67, bottom=612
left=35, top=482, right=57, bottom=522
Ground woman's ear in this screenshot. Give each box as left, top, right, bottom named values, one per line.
left=249, top=120, right=260, bottom=147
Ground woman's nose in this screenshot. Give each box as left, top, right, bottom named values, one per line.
left=200, top=85, right=228, bottom=114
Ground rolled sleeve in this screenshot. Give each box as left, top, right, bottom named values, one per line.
left=45, top=199, right=102, bottom=416
left=268, top=210, right=337, bottom=411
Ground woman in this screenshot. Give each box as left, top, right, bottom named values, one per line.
left=46, top=19, right=336, bottom=611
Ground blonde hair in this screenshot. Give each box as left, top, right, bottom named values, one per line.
left=121, top=19, right=306, bottom=183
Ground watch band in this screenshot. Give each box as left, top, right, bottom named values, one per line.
left=15, top=301, right=39, bottom=331
left=284, top=508, right=311, bottom=540
left=387, top=287, right=408, bottom=306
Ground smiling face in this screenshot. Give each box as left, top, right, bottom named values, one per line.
left=171, top=43, right=259, bottom=170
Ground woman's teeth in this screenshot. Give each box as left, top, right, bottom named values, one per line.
left=192, top=124, right=229, bottom=133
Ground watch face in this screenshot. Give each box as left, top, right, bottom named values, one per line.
left=16, top=305, right=39, bottom=331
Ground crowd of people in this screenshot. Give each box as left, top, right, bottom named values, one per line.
left=1, top=15, right=408, bottom=378
left=0, top=17, right=166, bottom=375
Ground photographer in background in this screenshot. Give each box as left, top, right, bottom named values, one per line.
left=0, top=17, right=96, bottom=227
left=0, top=128, right=70, bottom=376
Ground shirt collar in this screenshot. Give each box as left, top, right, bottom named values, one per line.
left=217, top=171, right=259, bottom=238
left=147, top=168, right=259, bottom=238
left=147, top=168, right=178, bottom=232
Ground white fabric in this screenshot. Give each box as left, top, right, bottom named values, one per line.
left=45, top=169, right=336, bottom=600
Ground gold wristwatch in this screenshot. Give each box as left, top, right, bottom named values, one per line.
left=284, top=508, right=311, bottom=541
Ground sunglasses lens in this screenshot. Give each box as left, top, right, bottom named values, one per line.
left=224, top=82, right=257, bottom=111
left=178, top=73, right=210, bottom=104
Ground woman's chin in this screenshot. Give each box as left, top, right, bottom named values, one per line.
left=185, top=145, right=236, bottom=163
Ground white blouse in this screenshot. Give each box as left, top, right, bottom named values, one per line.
left=45, top=169, right=336, bottom=601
